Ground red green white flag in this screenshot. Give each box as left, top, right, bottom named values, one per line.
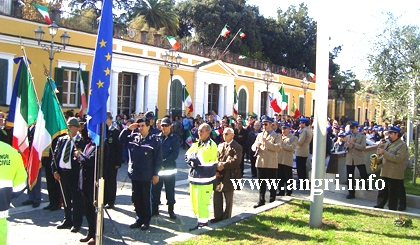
left=183, top=86, right=193, bottom=112
left=233, top=85, right=238, bottom=116
left=239, top=31, right=246, bottom=38
left=220, top=24, right=230, bottom=38
left=33, top=4, right=52, bottom=25
left=185, top=130, right=193, bottom=146
left=166, top=36, right=180, bottom=50
left=238, top=55, right=246, bottom=60
left=278, top=83, right=288, bottom=111
left=28, top=79, right=68, bottom=190
left=292, top=96, right=300, bottom=119
left=308, top=72, right=316, bottom=81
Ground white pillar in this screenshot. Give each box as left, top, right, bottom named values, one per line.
left=136, top=74, right=144, bottom=114
left=146, top=73, right=159, bottom=112
left=204, top=82, right=209, bottom=115
left=219, top=84, right=225, bottom=117
left=109, top=70, right=119, bottom=117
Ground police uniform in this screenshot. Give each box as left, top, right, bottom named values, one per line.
left=0, top=141, right=27, bottom=245
left=120, top=127, right=162, bottom=229
left=151, top=124, right=180, bottom=219
left=145, top=111, right=160, bottom=135
left=103, top=125, right=122, bottom=208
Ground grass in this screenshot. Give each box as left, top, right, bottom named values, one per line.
left=174, top=199, right=420, bottom=245
left=404, top=168, right=420, bottom=196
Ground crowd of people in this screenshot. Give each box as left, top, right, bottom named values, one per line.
left=0, top=107, right=411, bottom=243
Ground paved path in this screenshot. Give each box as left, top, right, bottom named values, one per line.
left=7, top=148, right=420, bottom=244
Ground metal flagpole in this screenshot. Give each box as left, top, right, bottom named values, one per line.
left=211, top=23, right=227, bottom=49
left=219, top=28, right=241, bottom=60
left=95, top=122, right=106, bottom=245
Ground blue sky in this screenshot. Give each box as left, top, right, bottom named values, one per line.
left=247, top=0, right=420, bottom=80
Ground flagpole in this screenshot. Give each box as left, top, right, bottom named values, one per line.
left=20, top=39, right=40, bottom=102
left=95, top=122, right=106, bottom=245
left=219, top=28, right=241, bottom=60
left=211, top=23, right=227, bottom=49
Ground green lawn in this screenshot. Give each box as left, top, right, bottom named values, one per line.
left=404, top=168, right=420, bottom=196
left=175, top=200, right=420, bottom=245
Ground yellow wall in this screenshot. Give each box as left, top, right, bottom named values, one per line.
left=234, top=79, right=254, bottom=114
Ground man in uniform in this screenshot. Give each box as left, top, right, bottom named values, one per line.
left=185, top=123, right=218, bottom=231
left=152, top=117, right=180, bottom=219
left=145, top=111, right=160, bottom=135
left=104, top=112, right=123, bottom=209
left=121, top=118, right=162, bottom=231
left=374, top=126, right=408, bottom=211
left=210, top=127, right=242, bottom=223
left=251, top=116, right=281, bottom=208
left=295, top=117, right=313, bottom=189
left=0, top=141, right=27, bottom=245
left=52, top=117, right=86, bottom=233
left=277, top=123, right=298, bottom=196
left=345, top=121, right=367, bottom=199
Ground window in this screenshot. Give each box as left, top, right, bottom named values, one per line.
left=171, top=79, right=183, bottom=117
left=118, top=72, right=137, bottom=116
left=208, top=84, right=219, bottom=113
left=238, top=88, right=247, bottom=117
left=55, top=67, right=89, bottom=107
left=0, top=58, right=8, bottom=105
left=260, top=91, right=268, bottom=115
left=299, top=97, right=304, bottom=116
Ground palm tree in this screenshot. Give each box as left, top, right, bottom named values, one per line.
left=131, top=0, right=179, bottom=35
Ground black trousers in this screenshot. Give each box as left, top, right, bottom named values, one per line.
left=104, top=166, right=118, bottom=206
left=151, top=174, right=176, bottom=205
left=376, top=177, right=400, bottom=210
left=61, top=170, right=83, bottom=227
left=277, top=164, right=293, bottom=195
left=346, top=164, right=368, bottom=195
left=257, top=168, right=277, bottom=203
left=82, top=190, right=96, bottom=237
left=213, top=190, right=234, bottom=220
left=250, top=153, right=257, bottom=177
left=132, top=180, right=152, bottom=225
left=296, top=156, right=307, bottom=180
left=399, top=180, right=407, bottom=209
left=43, top=157, right=61, bottom=207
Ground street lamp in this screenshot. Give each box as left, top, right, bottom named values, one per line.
left=162, top=48, right=182, bottom=117
left=34, top=21, right=70, bottom=77
left=300, top=77, right=310, bottom=117
left=262, top=68, right=273, bottom=115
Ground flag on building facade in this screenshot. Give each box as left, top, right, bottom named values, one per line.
left=8, top=57, right=38, bottom=167
left=78, top=68, right=87, bottom=117
left=292, top=96, right=300, bottom=119
left=87, top=0, right=113, bottom=145
left=233, top=85, right=238, bottom=116
left=239, top=31, right=246, bottom=38
left=220, top=24, right=230, bottom=37
left=269, top=95, right=281, bottom=113
left=278, top=83, right=288, bottom=111
left=308, top=72, right=316, bottom=81
left=28, top=79, right=68, bottom=189
left=238, top=55, right=246, bottom=60
left=33, top=4, right=52, bottom=24
left=166, top=36, right=180, bottom=50
left=183, top=85, right=193, bottom=112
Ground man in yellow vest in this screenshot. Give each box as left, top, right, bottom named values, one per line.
left=0, top=141, right=27, bottom=245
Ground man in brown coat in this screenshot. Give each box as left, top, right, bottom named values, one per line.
left=251, top=116, right=281, bottom=208
left=295, top=118, right=313, bottom=189
left=277, top=123, right=298, bottom=196
left=210, top=127, right=243, bottom=223
left=345, top=121, right=367, bottom=199
left=374, top=126, right=408, bottom=211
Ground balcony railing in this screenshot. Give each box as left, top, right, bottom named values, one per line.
left=1, top=5, right=313, bottom=81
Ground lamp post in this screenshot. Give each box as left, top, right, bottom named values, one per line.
left=262, top=68, right=273, bottom=115
left=162, top=48, right=182, bottom=117
left=300, top=77, right=310, bottom=117
left=34, top=22, right=70, bottom=77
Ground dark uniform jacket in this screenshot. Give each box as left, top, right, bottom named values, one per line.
left=120, top=129, right=162, bottom=181
left=105, top=126, right=122, bottom=169
left=215, top=140, right=243, bottom=192
left=234, top=127, right=248, bottom=152
left=77, top=141, right=96, bottom=193
left=52, top=134, right=86, bottom=173
left=157, top=132, right=180, bottom=175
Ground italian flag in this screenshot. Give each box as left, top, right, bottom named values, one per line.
left=308, top=72, right=316, bottom=81
left=183, top=86, right=193, bottom=112
left=78, top=68, right=88, bottom=116
left=238, top=55, right=246, bottom=60
left=239, top=31, right=246, bottom=38
left=28, top=79, right=68, bottom=189
left=8, top=57, right=38, bottom=167
left=233, top=85, right=238, bottom=116
left=292, top=96, right=300, bottom=119
left=166, top=36, right=180, bottom=50
left=279, top=83, right=288, bottom=111
left=33, top=4, right=52, bottom=25
left=185, top=130, right=193, bottom=146
left=220, top=24, right=230, bottom=38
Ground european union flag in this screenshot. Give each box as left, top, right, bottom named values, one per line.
left=87, top=0, right=113, bottom=145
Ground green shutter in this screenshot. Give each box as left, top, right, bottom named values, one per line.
left=0, top=59, right=8, bottom=105
left=54, top=67, right=64, bottom=104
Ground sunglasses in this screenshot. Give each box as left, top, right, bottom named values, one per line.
left=161, top=124, right=170, bottom=127
left=263, top=123, right=269, bottom=126
left=223, top=133, right=231, bottom=136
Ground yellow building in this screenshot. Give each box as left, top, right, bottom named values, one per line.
left=0, top=13, right=316, bottom=120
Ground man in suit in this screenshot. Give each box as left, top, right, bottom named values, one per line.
left=374, top=126, right=408, bottom=211
left=277, top=123, right=298, bottom=196
left=234, top=119, right=248, bottom=176
left=251, top=116, right=281, bottom=208
left=52, top=117, right=86, bottom=233
left=103, top=112, right=123, bottom=209
left=210, top=127, right=243, bottom=223
left=345, top=121, right=367, bottom=199
left=247, top=121, right=261, bottom=177
left=295, top=117, right=313, bottom=189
